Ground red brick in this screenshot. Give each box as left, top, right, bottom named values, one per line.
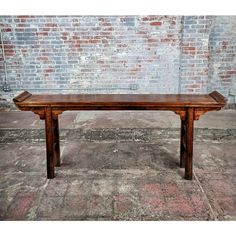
left=17, top=15, right=32, bottom=18
left=45, top=68, right=54, bottom=73
left=148, top=38, right=158, bottom=43
left=4, top=44, right=15, bottom=57
left=227, top=70, right=236, bottom=75
left=2, top=28, right=12, bottom=32
left=150, top=22, right=162, bottom=26
left=36, top=32, right=48, bottom=36
left=183, top=46, right=196, bottom=51
left=220, top=75, right=231, bottom=79
left=75, top=43, right=80, bottom=48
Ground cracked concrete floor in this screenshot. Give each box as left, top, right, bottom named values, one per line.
left=0, top=110, right=235, bottom=220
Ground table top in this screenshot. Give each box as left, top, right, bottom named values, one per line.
left=13, top=91, right=226, bottom=108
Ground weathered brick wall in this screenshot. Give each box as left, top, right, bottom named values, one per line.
left=0, top=16, right=236, bottom=108
left=180, top=16, right=212, bottom=93
left=208, top=16, right=236, bottom=105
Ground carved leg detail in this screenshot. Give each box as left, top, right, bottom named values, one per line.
left=185, top=107, right=194, bottom=180
left=53, top=117, right=61, bottom=167
left=45, top=107, right=55, bottom=179
left=180, top=119, right=187, bottom=168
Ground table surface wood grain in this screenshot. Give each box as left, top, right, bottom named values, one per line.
left=13, top=91, right=226, bottom=108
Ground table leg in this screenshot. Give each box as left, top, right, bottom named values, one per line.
left=53, top=116, right=60, bottom=167
left=45, top=107, right=55, bottom=179
left=180, top=119, right=187, bottom=168
left=185, top=107, right=194, bottom=180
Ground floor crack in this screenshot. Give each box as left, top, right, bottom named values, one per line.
left=193, top=170, right=218, bottom=220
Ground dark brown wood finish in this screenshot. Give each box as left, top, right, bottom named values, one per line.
left=185, top=107, right=194, bottom=180
left=53, top=116, right=60, bottom=167
left=45, top=106, right=55, bottom=179
left=13, top=90, right=226, bottom=180
left=180, top=119, right=186, bottom=168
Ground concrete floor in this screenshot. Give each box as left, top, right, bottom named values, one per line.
left=0, top=110, right=235, bottom=220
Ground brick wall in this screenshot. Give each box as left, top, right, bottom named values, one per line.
left=180, top=16, right=212, bottom=93
left=0, top=16, right=236, bottom=108
left=208, top=16, right=236, bottom=105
